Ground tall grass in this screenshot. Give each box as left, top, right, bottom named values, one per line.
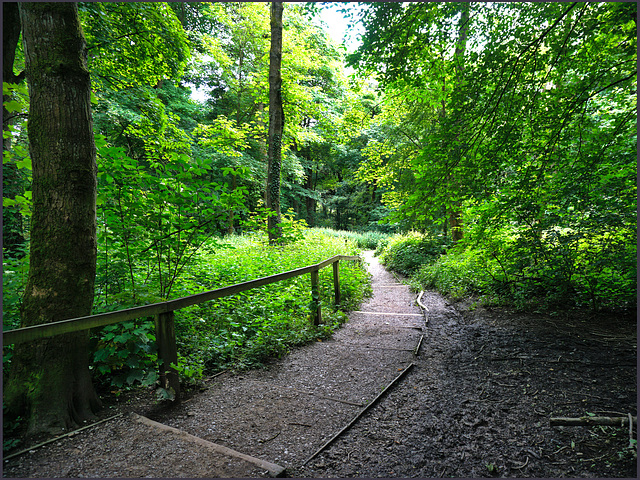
left=311, top=227, right=391, bottom=251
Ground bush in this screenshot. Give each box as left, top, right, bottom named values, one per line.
left=410, top=224, right=636, bottom=313
left=411, top=246, right=497, bottom=301
left=379, top=231, right=451, bottom=275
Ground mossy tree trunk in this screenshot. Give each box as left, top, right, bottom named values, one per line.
left=266, top=2, right=284, bottom=244
left=5, top=2, right=102, bottom=436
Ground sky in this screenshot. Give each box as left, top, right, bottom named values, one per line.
left=316, top=2, right=365, bottom=53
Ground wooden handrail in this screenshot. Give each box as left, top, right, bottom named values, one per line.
left=2, top=255, right=361, bottom=346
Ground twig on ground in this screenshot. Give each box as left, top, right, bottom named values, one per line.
left=550, top=415, right=637, bottom=427
left=511, top=456, right=529, bottom=469
left=259, top=431, right=281, bottom=443
left=414, top=334, right=424, bottom=356
left=302, top=363, right=415, bottom=465
left=3, top=413, right=125, bottom=461
left=549, top=445, right=570, bottom=455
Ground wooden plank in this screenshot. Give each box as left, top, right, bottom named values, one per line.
left=2, top=303, right=168, bottom=346
left=3, top=255, right=362, bottom=346
left=353, top=311, right=424, bottom=317
left=551, top=416, right=637, bottom=427
left=155, top=311, right=180, bottom=399
left=333, top=261, right=341, bottom=307
left=310, top=269, right=321, bottom=325
left=131, top=413, right=286, bottom=477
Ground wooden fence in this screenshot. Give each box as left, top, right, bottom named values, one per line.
left=2, top=255, right=361, bottom=399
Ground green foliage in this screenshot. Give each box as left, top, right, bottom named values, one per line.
left=2, top=253, right=29, bottom=332
left=379, top=232, right=452, bottom=275
left=168, top=230, right=370, bottom=373
left=312, top=227, right=391, bottom=251
left=411, top=246, right=497, bottom=302
left=241, top=202, right=309, bottom=246
left=411, top=223, right=636, bottom=312
left=345, top=1, right=636, bottom=312
left=2, top=402, right=21, bottom=452
left=86, top=230, right=370, bottom=389
left=94, top=130, right=245, bottom=302
left=91, top=321, right=158, bottom=389
left=79, top=2, right=190, bottom=91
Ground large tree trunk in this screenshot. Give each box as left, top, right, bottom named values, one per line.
left=266, top=1, right=284, bottom=244
left=5, top=2, right=102, bottom=436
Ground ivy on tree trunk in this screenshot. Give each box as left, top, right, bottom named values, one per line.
left=5, top=2, right=102, bottom=435
left=266, top=1, right=284, bottom=245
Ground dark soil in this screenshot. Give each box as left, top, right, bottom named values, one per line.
left=3, top=251, right=637, bottom=478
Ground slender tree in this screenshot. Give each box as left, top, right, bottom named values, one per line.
left=5, top=2, right=101, bottom=435
left=447, top=2, right=469, bottom=243
left=266, top=1, right=284, bottom=244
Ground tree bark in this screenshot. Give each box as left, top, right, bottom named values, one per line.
left=266, top=1, right=284, bottom=244
left=303, top=146, right=316, bottom=226
left=5, top=2, right=102, bottom=436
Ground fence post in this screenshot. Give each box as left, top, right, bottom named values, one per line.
left=155, top=311, right=180, bottom=400
left=310, top=268, right=321, bottom=325
left=333, top=260, right=341, bottom=308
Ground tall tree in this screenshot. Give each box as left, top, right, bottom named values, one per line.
left=266, top=1, right=284, bottom=244
left=5, top=2, right=101, bottom=435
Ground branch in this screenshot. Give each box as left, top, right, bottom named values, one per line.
left=592, top=70, right=637, bottom=97
left=551, top=416, right=637, bottom=427
left=139, top=217, right=215, bottom=255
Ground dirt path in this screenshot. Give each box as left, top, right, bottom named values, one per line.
left=3, top=251, right=636, bottom=478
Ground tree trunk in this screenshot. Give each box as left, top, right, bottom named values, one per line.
left=5, top=2, right=102, bottom=436
left=448, top=3, right=470, bottom=244
left=303, top=146, right=316, bottom=226
left=266, top=2, right=284, bottom=244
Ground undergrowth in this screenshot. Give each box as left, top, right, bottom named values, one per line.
left=3, top=228, right=370, bottom=411
left=312, top=227, right=391, bottom=251
left=378, top=228, right=636, bottom=314
left=88, top=229, right=369, bottom=394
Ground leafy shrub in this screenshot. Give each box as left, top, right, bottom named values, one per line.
left=171, top=230, right=370, bottom=373
left=379, top=231, right=451, bottom=275
left=411, top=224, right=636, bottom=312
left=241, top=201, right=308, bottom=245
left=411, top=246, right=497, bottom=301
left=2, top=253, right=30, bottom=332
left=91, top=321, right=159, bottom=390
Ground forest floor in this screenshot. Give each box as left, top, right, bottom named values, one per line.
left=3, top=251, right=637, bottom=478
